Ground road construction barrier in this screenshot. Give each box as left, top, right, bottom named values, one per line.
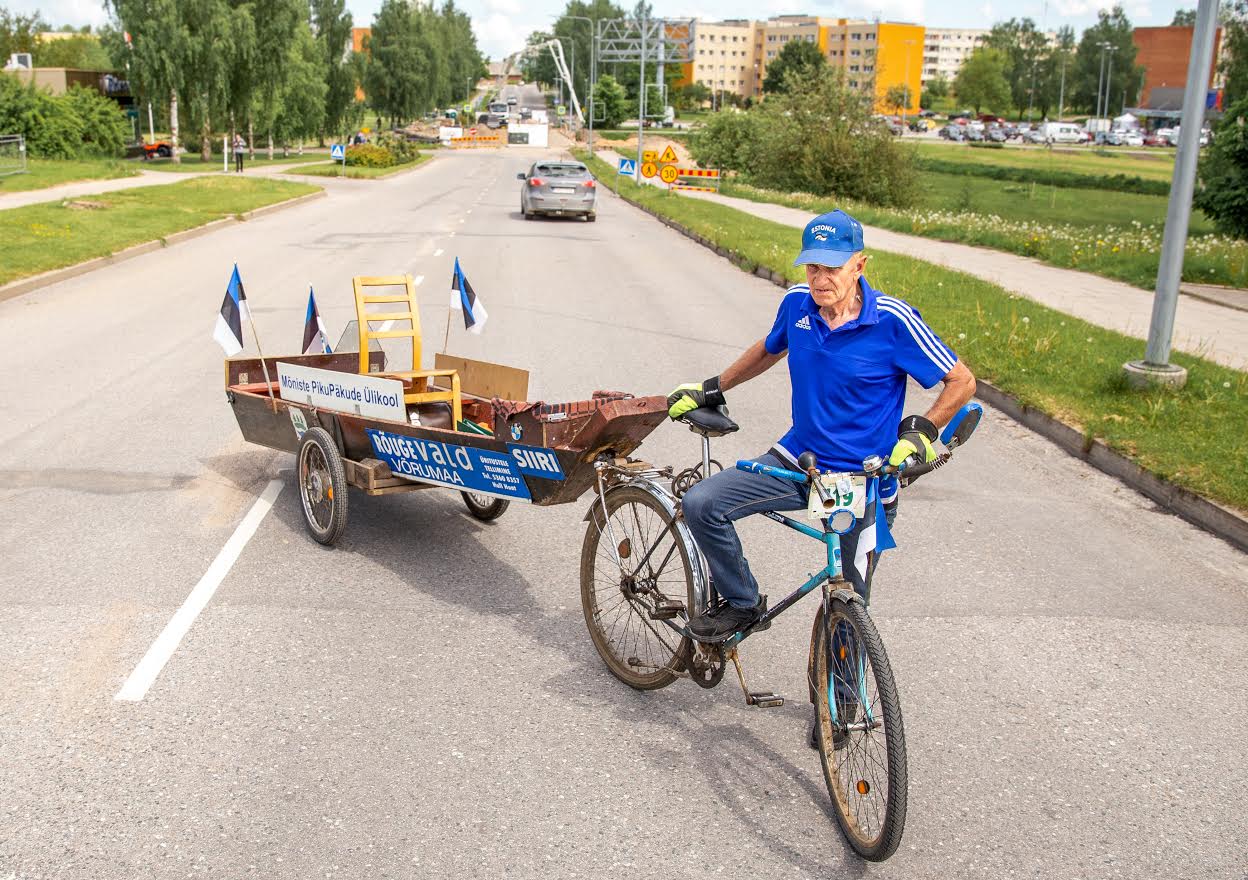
left=670, top=184, right=718, bottom=192
left=450, top=133, right=504, bottom=148
left=667, top=167, right=721, bottom=194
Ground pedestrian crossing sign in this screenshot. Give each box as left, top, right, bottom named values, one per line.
left=617, top=157, right=637, bottom=176
left=330, top=144, right=345, bottom=161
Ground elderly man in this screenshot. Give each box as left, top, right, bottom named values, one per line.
left=668, top=209, right=976, bottom=642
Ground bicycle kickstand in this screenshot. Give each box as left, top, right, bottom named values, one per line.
left=727, top=648, right=784, bottom=708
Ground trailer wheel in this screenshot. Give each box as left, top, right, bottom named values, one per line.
left=298, top=427, right=349, bottom=545
left=461, top=492, right=509, bottom=521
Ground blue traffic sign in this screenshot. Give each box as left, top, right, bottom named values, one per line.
left=617, top=157, right=637, bottom=176
left=330, top=143, right=345, bottom=161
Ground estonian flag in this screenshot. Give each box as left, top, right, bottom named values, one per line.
left=302, top=286, right=332, bottom=355
left=213, top=264, right=249, bottom=356
left=850, top=476, right=897, bottom=586
left=449, top=257, right=487, bottom=335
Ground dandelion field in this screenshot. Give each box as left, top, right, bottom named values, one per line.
left=578, top=150, right=1248, bottom=512
left=719, top=180, right=1247, bottom=292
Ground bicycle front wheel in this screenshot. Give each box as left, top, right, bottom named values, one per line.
left=810, top=595, right=908, bottom=861
left=580, top=486, right=697, bottom=690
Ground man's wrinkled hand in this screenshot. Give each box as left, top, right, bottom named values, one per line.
left=665, top=376, right=725, bottom=420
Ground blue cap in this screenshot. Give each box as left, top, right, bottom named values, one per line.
left=793, top=210, right=865, bottom=268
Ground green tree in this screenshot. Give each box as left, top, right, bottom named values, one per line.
left=985, top=17, right=1048, bottom=116
left=1172, top=8, right=1197, bottom=25
left=674, top=81, right=710, bottom=111
left=884, top=83, right=912, bottom=113
left=591, top=72, right=628, bottom=126
left=1195, top=93, right=1248, bottom=237
left=364, top=0, right=429, bottom=126
left=1035, top=26, right=1076, bottom=119
left=954, top=47, right=1011, bottom=114
left=925, top=74, right=950, bottom=98
left=1072, top=5, right=1143, bottom=114
left=310, top=0, right=357, bottom=144
left=762, top=38, right=827, bottom=95
left=1222, top=1, right=1248, bottom=105
left=110, top=0, right=194, bottom=162
left=273, top=20, right=327, bottom=152
left=31, top=34, right=114, bottom=70
left=0, top=8, right=46, bottom=61
left=250, top=0, right=303, bottom=158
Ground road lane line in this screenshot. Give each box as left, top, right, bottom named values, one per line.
left=434, top=248, right=444, bottom=257
left=414, top=275, right=424, bottom=285
left=114, top=479, right=284, bottom=702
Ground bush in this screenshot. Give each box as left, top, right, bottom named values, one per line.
left=968, top=141, right=1005, bottom=149
left=691, top=68, right=916, bottom=208
left=345, top=143, right=395, bottom=167
left=61, top=85, right=129, bottom=156
left=0, top=75, right=128, bottom=159
left=375, top=132, right=415, bottom=163
left=1195, top=95, right=1248, bottom=239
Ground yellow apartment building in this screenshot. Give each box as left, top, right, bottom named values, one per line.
left=681, top=15, right=923, bottom=114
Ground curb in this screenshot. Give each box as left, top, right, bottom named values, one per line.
left=0, top=189, right=326, bottom=304
left=600, top=177, right=1248, bottom=554
left=281, top=153, right=436, bottom=182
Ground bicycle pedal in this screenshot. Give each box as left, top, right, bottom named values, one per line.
left=649, top=598, right=685, bottom=620
left=746, top=692, right=785, bottom=708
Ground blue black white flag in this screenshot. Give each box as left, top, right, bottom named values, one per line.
left=449, top=257, right=487, bottom=335
left=213, top=264, right=249, bottom=356
left=850, top=477, right=897, bottom=585
left=302, top=286, right=332, bottom=355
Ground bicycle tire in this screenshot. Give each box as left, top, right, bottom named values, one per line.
left=580, top=486, right=697, bottom=690
left=298, top=427, right=349, bottom=546
left=461, top=491, right=509, bottom=521
left=810, top=596, right=908, bottom=861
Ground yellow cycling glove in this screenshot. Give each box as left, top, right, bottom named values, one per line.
left=666, top=376, right=725, bottom=420
left=889, top=414, right=939, bottom=468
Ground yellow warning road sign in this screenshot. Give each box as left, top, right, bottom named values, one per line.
left=641, top=161, right=658, bottom=179
left=642, top=150, right=658, bottom=163
left=658, top=144, right=678, bottom=164
left=659, top=164, right=679, bottom=184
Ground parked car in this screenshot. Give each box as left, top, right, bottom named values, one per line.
left=1039, top=121, right=1084, bottom=144
left=518, top=106, right=532, bottom=120
left=518, top=160, right=597, bottom=221
left=1142, top=132, right=1167, bottom=147
left=986, top=127, right=1008, bottom=143
left=1022, top=129, right=1047, bottom=144
left=1122, top=131, right=1144, bottom=146
left=1104, top=130, right=1125, bottom=146
left=964, top=127, right=985, bottom=142
left=940, top=124, right=965, bottom=141
left=507, top=96, right=518, bottom=106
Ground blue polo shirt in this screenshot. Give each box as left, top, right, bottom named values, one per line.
left=764, top=277, right=957, bottom=473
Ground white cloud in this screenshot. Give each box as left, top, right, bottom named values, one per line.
left=4, top=0, right=110, bottom=28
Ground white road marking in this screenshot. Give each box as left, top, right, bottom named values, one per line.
left=434, top=248, right=444, bottom=257
left=414, top=274, right=425, bottom=285
left=114, top=479, right=284, bottom=702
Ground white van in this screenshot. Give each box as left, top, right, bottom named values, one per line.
left=1038, top=122, right=1083, bottom=144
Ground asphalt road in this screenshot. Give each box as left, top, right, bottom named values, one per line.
left=1, top=130, right=1246, bottom=879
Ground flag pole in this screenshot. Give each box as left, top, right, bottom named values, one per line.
left=442, top=309, right=452, bottom=353
left=249, top=319, right=277, bottom=404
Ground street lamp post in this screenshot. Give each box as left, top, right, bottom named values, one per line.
left=902, top=39, right=914, bottom=126
left=1096, top=40, right=1111, bottom=121
left=1123, top=0, right=1220, bottom=388
left=1057, top=52, right=1066, bottom=121
left=562, top=16, right=597, bottom=149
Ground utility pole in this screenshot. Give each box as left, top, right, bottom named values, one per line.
left=1096, top=41, right=1110, bottom=120
left=1057, top=53, right=1066, bottom=121
left=1123, top=0, right=1219, bottom=389
left=636, top=13, right=646, bottom=180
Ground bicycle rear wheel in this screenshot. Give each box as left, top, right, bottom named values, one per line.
left=580, top=486, right=697, bottom=690
left=810, top=595, right=908, bottom=861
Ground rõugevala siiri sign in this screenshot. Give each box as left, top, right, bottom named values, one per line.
left=276, top=362, right=406, bottom=422
left=366, top=429, right=533, bottom=500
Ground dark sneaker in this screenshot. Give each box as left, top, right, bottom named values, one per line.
left=687, top=600, right=762, bottom=641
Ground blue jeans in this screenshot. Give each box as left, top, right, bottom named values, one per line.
left=681, top=452, right=882, bottom=609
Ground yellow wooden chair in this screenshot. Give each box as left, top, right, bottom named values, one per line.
left=353, top=274, right=462, bottom=426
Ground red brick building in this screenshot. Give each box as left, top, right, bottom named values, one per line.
left=1133, top=25, right=1222, bottom=108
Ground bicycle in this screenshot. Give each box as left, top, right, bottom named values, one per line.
left=579, top=401, right=983, bottom=862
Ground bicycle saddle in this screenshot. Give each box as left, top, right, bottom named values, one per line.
left=680, top=405, right=739, bottom=438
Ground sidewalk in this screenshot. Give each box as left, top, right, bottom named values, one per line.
left=596, top=147, right=1248, bottom=372
left=0, top=159, right=328, bottom=211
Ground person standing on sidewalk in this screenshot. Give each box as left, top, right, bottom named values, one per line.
left=233, top=134, right=246, bottom=173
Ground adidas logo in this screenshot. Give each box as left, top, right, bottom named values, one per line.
left=794, top=315, right=812, bottom=330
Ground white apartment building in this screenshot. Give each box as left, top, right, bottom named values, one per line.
left=921, top=27, right=988, bottom=86
left=689, top=19, right=758, bottom=100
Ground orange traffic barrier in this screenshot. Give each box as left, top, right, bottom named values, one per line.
left=671, top=184, right=718, bottom=192
left=674, top=168, right=720, bottom=178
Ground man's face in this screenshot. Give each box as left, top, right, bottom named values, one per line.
left=805, top=252, right=867, bottom=307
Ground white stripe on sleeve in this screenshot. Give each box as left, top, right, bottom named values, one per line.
left=877, top=302, right=956, bottom=374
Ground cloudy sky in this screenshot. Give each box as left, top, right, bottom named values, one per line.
left=10, top=0, right=1187, bottom=61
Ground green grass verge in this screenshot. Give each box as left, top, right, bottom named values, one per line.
left=913, top=154, right=1169, bottom=196
left=141, top=153, right=331, bottom=173
left=286, top=154, right=430, bottom=178
left=716, top=179, right=1243, bottom=291
left=577, top=149, right=1248, bottom=512
left=909, top=139, right=1175, bottom=182
left=0, top=176, right=320, bottom=286
left=0, top=158, right=140, bottom=193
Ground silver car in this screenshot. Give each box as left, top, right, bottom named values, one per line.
left=517, top=161, right=597, bottom=221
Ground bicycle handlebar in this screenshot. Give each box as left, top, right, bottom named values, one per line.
left=735, top=453, right=952, bottom=484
